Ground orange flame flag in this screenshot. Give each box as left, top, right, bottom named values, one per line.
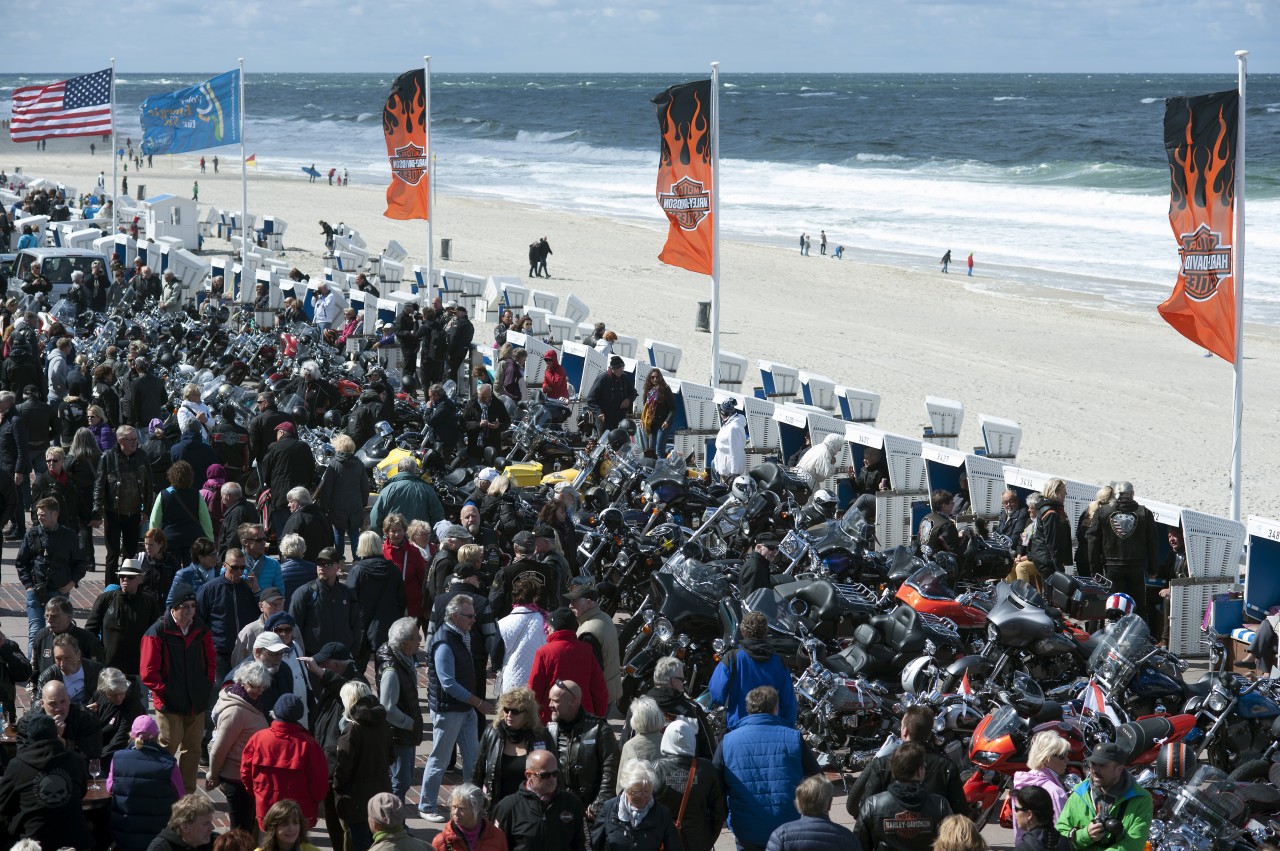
left=652, top=80, right=714, bottom=276
left=382, top=69, right=430, bottom=221
left=1160, top=90, right=1239, bottom=363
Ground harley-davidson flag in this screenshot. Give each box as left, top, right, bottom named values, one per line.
left=382, top=69, right=429, bottom=221
left=652, top=79, right=714, bottom=276
left=1159, top=90, right=1239, bottom=363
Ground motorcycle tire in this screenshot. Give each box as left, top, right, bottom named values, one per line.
left=1228, top=758, right=1271, bottom=782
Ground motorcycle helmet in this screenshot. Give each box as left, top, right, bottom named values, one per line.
left=583, top=486, right=608, bottom=512
left=290, top=404, right=307, bottom=423
left=1105, top=592, right=1137, bottom=621
left=375, top=421, right=394, bottom=437
left=1155, top=741, right=1196, bottom=781
left=599, top=507, right=624, bottom=532
left=810, top=489, right=839, bottom=520
left=730, top=475, right=756, bottom=504
left=996, top=671, right=1045, bottom=718
left=576, top=407, right=596, bottom=435
left=648, top=523, right=686, bottom=557
left=323, top=409, right=344, bottom=429
left=901, top=656, right=934, bottom=696
left=618, top=418, right=636, bottom=437
left=607, top=428, right=631, bottom=451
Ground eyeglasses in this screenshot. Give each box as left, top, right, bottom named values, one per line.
left=529, top=770, right=559, bottom=779
left=176, top=602, right=197, bottom=611
left=456, top=612, right=476, bottom=620
left=227, top=564, right=246, bottom=572
left=243, top=537, right=265, bottom=543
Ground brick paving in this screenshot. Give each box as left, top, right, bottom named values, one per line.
left=0, top=534, right=1020, bottom=850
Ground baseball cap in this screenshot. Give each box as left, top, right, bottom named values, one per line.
left=275, top=421, right=296, bottom=434
left=532, top=523, right=556, bottom=540
left=563, top=580, right=599, bottom=603
left=512, top=530, right=534, bottom=550
left=117, top=558, right=143, bottom=576
left=754, top=532, right=782, bottom=549
left=1086, top=742, right=1126, bottom=765
left=131, top=715, right=160, bottom=738
left=443, top=524, right=473, bottom=541
left=476, top=467, right=499, bottom=484
left=253, top=631, right=289, bottom=653
left=258, top=586, right=284, bottom=604
left=265, top=612, right=296, bottom=631
left=316, top=547, right=340, bottom=565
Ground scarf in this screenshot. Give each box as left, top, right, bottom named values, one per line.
left=227, top=682, right=264, bottom=713
left=445, top=620, right=472, bottom=651
left=618, top=794, right=653, bottom=828
left=500, top=721, right=532, bottom=743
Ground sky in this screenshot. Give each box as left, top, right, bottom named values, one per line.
left=7, top=0, right=1275, bottom=74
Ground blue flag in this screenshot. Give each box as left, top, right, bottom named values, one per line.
left=140, top=70, right=241, bottom=155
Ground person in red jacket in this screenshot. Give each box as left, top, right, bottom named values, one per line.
left=541, top=350, right=569, bottom=401
left=528, top=608, right=608, bottom=724
left=382, top=513, right=428, bottom=632
left=139, top=582, right=216, bottom=794
left=240, top=693, right=329, bottom=829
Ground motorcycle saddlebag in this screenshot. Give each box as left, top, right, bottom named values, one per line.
left=1045, top=571, right=1110, bottom=620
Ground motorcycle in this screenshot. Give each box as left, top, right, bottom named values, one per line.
left=895, top=563, right=992, bottom=647
left=793, top=633, right=893, bottom=771
left=1148, top=764, right=1278, bottom=851
left=1087, top=612, right=1196, bottom=724
left=1182, top=632, right=1280, bottom=772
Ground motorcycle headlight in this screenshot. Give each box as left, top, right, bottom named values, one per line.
left=1207, top=688, right=1230, bottom=713
left=616, top=553, right=631, bottom=570
left=653, top=618, right=674, bottom=643
left=971, top=750, right=1001, bottom=765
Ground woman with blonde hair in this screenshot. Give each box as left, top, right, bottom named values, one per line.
left=1075, top=485, right=1113, bottom=576
left=176, top=382, right=211, bottom=439
left=316, top=432, right=369, bottom=561
left=474, top=686, right=548, bottom=811
left=1011, top=730, right=1070, bottom=843
left=1027, top=478, right=1072, bottom=578
left=87, top=404, right=117, bottom=451
left=258, top=799, right=322, bottom=851
left=932, top=814, right=987, bottom=851
left=333, top=680, right=393, bottom=851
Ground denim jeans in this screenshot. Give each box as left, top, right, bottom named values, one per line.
left=333, top=520, right=363, bottom=562
left=418, top=709, right=478, bottom=814
left=24, top=588, right=41, bottom=648
left=391, top=743, right=417, bottom=802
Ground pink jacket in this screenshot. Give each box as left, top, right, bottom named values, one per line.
left=1012, top=767, right=1067, bottom=842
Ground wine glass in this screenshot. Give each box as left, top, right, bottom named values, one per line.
left=88, top=759, right=101, bottom=791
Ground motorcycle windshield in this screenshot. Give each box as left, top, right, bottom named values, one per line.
left=742, top=587, right=802, bottom=634
left=840, top=506, right=870, bottom=540
left=1088, top=614, right=1153, bottom=682
left=662, top=554, right=733, bottom=604
left=904, top=564, right=954, bottom=600
left=277, top=393, right=304, bottom=414
left=979, top=704, right=1024, bottom=742
left=1169, top=765, right=1248, bottom=829
left=1007, top=579, right=1048, bottom=610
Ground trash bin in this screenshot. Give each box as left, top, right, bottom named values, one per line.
left=136, top=184, right=145, bottom=200
left=441, top=238, right=452, bottom=261
left=695, top=301, right=711, bottom=333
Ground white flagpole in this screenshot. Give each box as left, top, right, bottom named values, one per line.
left=425, top=55, right=433, bottom=296
left=1230, top=49, right=1247, bottom=521
left=709, top=61, right=721, bottom=388
left=110, top=58, right=117, bottom=228
left=239, top=58, right=249, bottom=279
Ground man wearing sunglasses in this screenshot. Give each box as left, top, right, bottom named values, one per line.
left=544, top=678, right=619, bottom=823
left=493, top=749, right=585, bottom=851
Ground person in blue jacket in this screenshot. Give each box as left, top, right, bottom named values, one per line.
left=708, top=612, right=797, bottom=730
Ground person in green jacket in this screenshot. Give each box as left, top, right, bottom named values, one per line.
left=1056, top=743, right=1151, bottom=851
left=369, top=458, right=444, bottom=531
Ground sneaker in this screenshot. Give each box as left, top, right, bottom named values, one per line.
left=419, top=809, right=446, bottom=823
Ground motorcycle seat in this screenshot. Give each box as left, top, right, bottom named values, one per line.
left=777, top=580, right=840, bottom=622
left=853, top=624, right=880, bottom=649
left=1237, top=782, right=1280, bottom=811
left=441, top=468, right=469, bottom=487
left=1115, top=716, right=1175, bottom=761
left=1030, top=701, right=1063, bottom=724
left=872, top=605, right=927, bottom=655
left=823, top=643, right=865, bottom=677
left=1183, top=680, right=1212, bottom=699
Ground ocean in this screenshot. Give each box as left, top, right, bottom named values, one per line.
left=4, top=72, right=1279, bottom=321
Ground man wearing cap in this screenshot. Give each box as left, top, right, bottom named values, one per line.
left=313, top=281, right=341, bottom=329
left=233, top=629, right=294, bottom=712
left=248, top=391, right=291, bottom=466
left=738, top=533, right=782, bottom=598
left=140, top=583, right=216, bottom=793
left=588, top=356, right=637, bottom=434
left=444, top=302, right=475, bottom=385
left=241, top=692, right=330, bottom=829
left=1057, top=742, right=1152, bottom=851
left=291, top=547, right=360, bottom=656
left=462, top=384, right=510, bottom=457
left=369, top=456, right=444, bottom=530
left=493, top=749, right=586, bottom=851
left=85, top=557, right=162, bottom=676
left=426, top=523, right=474, bottom=600
left=713, top=399, right=746, bottom=481
left=197, top=548, right=261, bottom=690
left=566, top=583, right=621, bottom=708
left=529, top=609, right=608, bottom=724
left=490, top=530, right=559, bottom=619
left=263, top=611, right=314, bottom=725
left=1088, top=481, right=1159, bottom=631
left=260, top=421, right=317, bottom=536
left=532, top=523, right=571, bottom=593
left=368, top=792, right=429, bottom=851
left=93, top=423, right=153, bottom=585
left=232, top=585, right=286, bottom=665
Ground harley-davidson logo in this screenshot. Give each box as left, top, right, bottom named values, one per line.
left=658, top=176, right=710, bottom=230
left=1179, top=223, right=1231, bottom=301
left=882, top=811, right=934, bottom=840
left=390, top=143, right=428, bottom=186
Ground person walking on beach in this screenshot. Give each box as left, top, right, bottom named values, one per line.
left=967, top=252, right=974, bottom=276
left=327, top=168, right=335, bottom=186
left=799, top=233, right=805, bottom=255
left=200, top=157, right=206, bottom=174
left=309, top=164, right=317, bottom=184
left=819, top=231, right=827, bottom=255
left=213, top=156, right=219, bottom=174
left=941, top=250, right=951, bottom=274
left=192, top=182, right=199, bottom=202
left=537, top=238, right=552, bottom=278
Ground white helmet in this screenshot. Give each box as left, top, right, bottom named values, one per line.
left=730, top=475, right=756, bottom=504
left=900, top=656, right=933, bottom=696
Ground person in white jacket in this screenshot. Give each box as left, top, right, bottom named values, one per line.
left=713, top=399, right=746, bottom=481
left=495, top=578, right=547, bottom=696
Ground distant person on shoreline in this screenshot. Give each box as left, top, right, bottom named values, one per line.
left=343, top=168, right=348, bottom=186
left=967, top=252, right=974, bottom=276
left=941, top=250, right=951, bottom=274
left=213, top=156, right=219, bottom=173
left=799, top=233, right=805, bottom=255
left=328, top=168, right=335, bottom=186
left=820, top=230, right=827, bottom=255
left=308, top=163, right=317, bottom=184
left=833, top=245, right=844, bottom=259
left=200, top=157, right=206, bottom=174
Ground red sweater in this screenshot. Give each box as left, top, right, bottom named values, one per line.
left=528, top=629, right=609, bottom=724
left=384, top=539, right=428, bottom=618
left=240, top=721, right=330, bottom=828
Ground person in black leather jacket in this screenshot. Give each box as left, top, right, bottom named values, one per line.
left=423, top=384, right=460, bottom=459
left=1087, top=481, right=1159, bottom=630
left=473, top=686, right=551, bottom=813
left=546, top=679, right=619, bottom=821
left=845, top=705, right=965, bottom=817
left=995, top=490, right=1030, bottom=552
left=857, top=742, right=952, bottom=851
left=463, top=385, right=510, bottom=456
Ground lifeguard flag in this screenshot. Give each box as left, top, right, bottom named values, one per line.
left=652, top=80, right=714, bottom=276
left=382, top=69, right=429, bottom=221
left=1159, top=90, right=1239, bottom=363
left=245, top=153, right=257, bottom=167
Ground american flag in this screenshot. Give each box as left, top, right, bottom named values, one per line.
left=10, top=68, right=113, bottom=142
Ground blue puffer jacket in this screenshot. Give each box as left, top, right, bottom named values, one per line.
left=109, top=742, right=180, bottom=851
left=765, top=815, right=862, bottom=851
left=714, top=714, right=806, bottom=847
left=708, top=642, right=798, bottom=730
left=195, top=574, right=261, bottom=657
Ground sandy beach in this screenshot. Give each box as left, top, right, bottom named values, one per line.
left=8, top=136, right=1280, bottom=521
